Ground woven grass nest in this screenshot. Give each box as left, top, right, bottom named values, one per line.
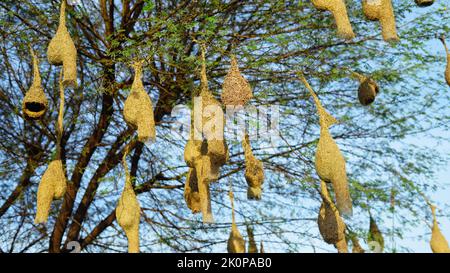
left=35, top=159, right=67, bottom=223
left=227, top=190, right=246, bottom=253
left=299, top=74, right=353, bottom=217
left=368, top=216, right=384, bottom=252
left=362, top=0, right=399, bottom=42
left=23, top=47, right=48, bottom=120
left=415, top=0, right=434, bottom=7
left=47, top=0, right=77, bottom=87
left=116, top=174, right=141, bottom=253
left=439, top=36, right=450, bottom=87
left=221, top=56, right=253, bottom=106
left=358, top=77, right=379, bottom=106
left=184, top=168, right=201, bottom=214
left=123, top=61, right=156, bottom=143
left=317, top=181, right=346, bottom=249
left=311, top=0, right=355, bottom=40
left=242, top=134, right=264, bottom=200
left=351, top=235, right=365, bottom=253
left=430, top=205, right=450, bottom=253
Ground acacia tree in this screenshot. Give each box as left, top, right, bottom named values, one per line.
left=0, top=0, right=449, bottom=253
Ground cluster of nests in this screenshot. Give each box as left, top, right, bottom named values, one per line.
left=183, top=53, right=264, bottom=226
left=32, top=0, right=77, bottom=225
left=312, top=0, right=436, bottom=42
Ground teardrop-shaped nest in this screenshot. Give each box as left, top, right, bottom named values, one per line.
left=227, top=225, right=246, bottom=253
left=358, top=77, right=379, bottom=106
left=47, top=0, right=77, bottom=87
left=184, top=168, right=201, bottom=214
left=362, top=0, right=399, bottom=42
left=35, top=159, right=67, bottom=224
left=123, top=62, right=156, bottom=143
left=430, top=206, right=450, bottom=253
left=242, top=134, right=264, bottom=200
left=221, top=57, right=253, bottom=106
left=368, top=216, right=384, bottom=252
left=23, top=49, right=48, bottom=120
left=116, top=178, right=141, bottom=253
left=335, top=238, right=348, bottom=253
left=311, top=0, right=355, bottom=40
left=317, top=201, right=346, bottom=245
left=415, top=0, right=434, bottom=7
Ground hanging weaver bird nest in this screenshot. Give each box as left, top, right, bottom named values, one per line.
left=260, top=241, right=265, bottom=253
left=242, top=134, right=264, bottom=200
left=430, top=205, right=450, bottom=253
left=415, top=0, right=434, bottom=7
left=35, top=160, right=67, bottom=224
left=357, top=76, right=379, bottom=106
left=299, top=74, right=353, bottom=217
left=368, top=216, right=384, bottom=252
left=47, top=0, right=77, bottom=87
left=184, top=168, right=201, bottom=214
left=194, top=155, right=214, bottom=223
left=23, top=47, right=48, bottom=120
left=221, top=56, right=253, bottom=106
left=362, top=0, right=399, bottom=42
left=439, top=36, right=450, bottom=87
left=311, top=0, right=355, bottom=40
left=227, top=188, right=246, bottom=253
left=116, top=147, right=141, bottom=253
left=35, top=71, right=67, bottom=224
left=335, top=238, right=349, bottom=253
left=123, top=61, right=156, bottom=143
left=351, top=235, right=365, bottom=253
left=317, top=181, right=346, bottom=245
left=246, top=225, right=258, bottom=253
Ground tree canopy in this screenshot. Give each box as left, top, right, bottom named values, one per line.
left=0, top=0, right=449, bottom=253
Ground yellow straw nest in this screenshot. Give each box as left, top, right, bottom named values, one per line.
left=260, top=241, right=265, bottom=253
left=311, top=0, right=355, bottom=40
left=299, top=74, right=352, bottom=217
left=242, top=134, right=264, bottom=200
left=430, top=205, right=450, bottom=253
left=35, top=159, right=67, bottom=224
left=47, top=0, right=77, bottom=87
left=184, top=167, right=201, bottom=214
left=317, top=181, right=346, bottom=246
left=23, top=47, right=48, bottom=120
left=123, top=61, right=156, bottom=143
left=221, top=56, right=253, bottom=106
left=368, top=216, right=384, bottom=252
left=227, top=189, right=246, bottom=253
left=415, top=0, right=434, bottom=7
left=247, top=225, right=258, bottom=253
left=362, top=0, right=399, bottom=42
left=335, top=238, right=349, bottom=253
left=439, top=36, right=450, bottom=87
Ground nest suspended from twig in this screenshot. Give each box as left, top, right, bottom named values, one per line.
left=430, top=205, right=450, bottom=253
left=311, top=0, right=355, bottom=40
left=362, top=0, right=399, bottom=42
left=242, top=134, right=264, bottom=200
left=246, top=225, right=258, bottom=253
left=317, top=181, right=346, bottom=246
left=368, top=216, right=384, bottom=252
left=23, top=47, right=48, bottom=120
left=299, top=74, right=352, bottom=217
left=221, top=56, right=253, bottom=106
left=116, top=146, right=141, bottom=253
left=47, top=0, right=77, bottom=87
left=358, top=78, right=379, bottom=106
left=123, top=61, right=156, bottom=143
left=35, top=159, right=67, bottom=224
left=415, top=0, right=434, bottom=7
left=439, top=36, right=450, bottom=87
left=227, top=188, right=246, bottom=253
